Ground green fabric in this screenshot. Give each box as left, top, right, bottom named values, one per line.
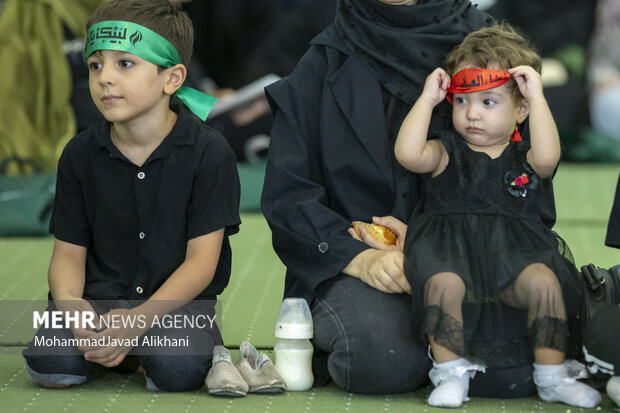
left=0, top=0, right=101, bottom=174
left=85, top=20, right=183, bottom=65
left=0, top=173, right=55, bottom=236
left=85, top=20, right=217, bottom=121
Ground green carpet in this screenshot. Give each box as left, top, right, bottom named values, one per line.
left=0, top=162, right=618, bottom=412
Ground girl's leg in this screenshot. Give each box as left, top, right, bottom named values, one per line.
left=499, top=263, right=601, bottom=408
left=424, top=272, right=466, bottom=363
left=424, top=272, right=482, bottom=408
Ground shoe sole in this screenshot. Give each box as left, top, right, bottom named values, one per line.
left=208, top=387, right=247, bottom=397
left=250, top=384, right=285, bottom=394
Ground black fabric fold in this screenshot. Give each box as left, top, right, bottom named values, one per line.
left=334, top=0, right=493, bottom=104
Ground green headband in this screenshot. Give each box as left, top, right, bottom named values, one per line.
left=85, top=20, right=216, bottom=121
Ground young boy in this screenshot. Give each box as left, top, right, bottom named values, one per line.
left=22, top=0, right=241, bottom=392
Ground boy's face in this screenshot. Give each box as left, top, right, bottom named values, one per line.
left=451, top=82, right=527, bottom=149
left=87, top=50, right=170, bottom=124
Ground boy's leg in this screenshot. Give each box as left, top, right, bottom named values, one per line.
left=137, top=300, right=222, bottom=392
left=22, top=305, right=97, bottom=387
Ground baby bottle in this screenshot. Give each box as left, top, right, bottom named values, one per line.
left=274, top=298, right=314, bottom=391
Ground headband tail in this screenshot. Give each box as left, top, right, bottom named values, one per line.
left=175, top=86, right=217, bottom=121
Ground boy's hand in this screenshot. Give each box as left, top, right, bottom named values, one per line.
left=54, top=298, right=100, bottom=340
left=509, top=66, right=544, bottom=102
left=421, top=68, right=450, bottom=107
left=80, top=308, right=147, bottom=367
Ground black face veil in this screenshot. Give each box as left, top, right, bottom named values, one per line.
left=334, top=0, right=493, bottom=105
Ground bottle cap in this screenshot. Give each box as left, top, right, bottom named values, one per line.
left=275, top=298, right=313, bottom=339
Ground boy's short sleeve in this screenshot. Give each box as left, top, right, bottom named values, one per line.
left=186, top=132, right=241, bottom=240
left=49, top=142, right=90, bottom=247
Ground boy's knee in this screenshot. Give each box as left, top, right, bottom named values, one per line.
left=23, top=354, right=93, bottom=387
left=141, top=355, right=209, bottom=392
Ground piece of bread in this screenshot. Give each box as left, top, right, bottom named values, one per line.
left=351, top=221, right=397, bottom=245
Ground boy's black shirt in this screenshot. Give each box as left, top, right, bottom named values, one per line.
left=50, top=105, right=241, bottom=300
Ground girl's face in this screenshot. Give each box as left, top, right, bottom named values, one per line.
left=451, top=68, right=528, bottom=152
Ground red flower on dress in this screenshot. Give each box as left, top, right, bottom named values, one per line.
left=505, top=165, right=538, bottom=198
left=513, top=174, right=530, bottom=187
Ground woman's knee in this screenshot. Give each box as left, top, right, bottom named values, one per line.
left=325, top=319, right=430, bottom=393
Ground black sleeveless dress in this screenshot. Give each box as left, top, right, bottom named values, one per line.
left=403, top=130, right=583, bottom=367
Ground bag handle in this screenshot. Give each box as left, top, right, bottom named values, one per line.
left=581, top=264, right=606, bottom=292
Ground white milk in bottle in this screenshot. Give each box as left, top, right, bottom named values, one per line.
left=274, top=299, right=314, bottom=391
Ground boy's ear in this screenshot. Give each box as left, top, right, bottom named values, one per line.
left=516, top=98, right=529, bottom=123
left=163, top=64, right=187, bottom=95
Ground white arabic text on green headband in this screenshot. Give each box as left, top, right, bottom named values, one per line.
left=85, top=20, right=216, bottom=121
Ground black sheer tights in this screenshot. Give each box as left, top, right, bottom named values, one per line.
left=423, top=264, right=569, bottom=359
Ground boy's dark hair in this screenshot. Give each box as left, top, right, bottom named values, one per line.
left=444, top=22, right=542, bottom=101
left=87, top=0, right=194, bottom=67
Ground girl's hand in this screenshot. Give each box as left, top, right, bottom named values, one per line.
left=509, top=66, right=544, bottom=102
left=421, top=68, right=450, bottom=107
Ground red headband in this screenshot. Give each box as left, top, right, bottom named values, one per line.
left=446, top=68, right=512, bottom=103
left=446, top=68, right=521, bottom=142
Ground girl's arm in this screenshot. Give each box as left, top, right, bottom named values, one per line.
left=509, top=66, right=561, bottom=178
left=395, top=68, right=449, bottom=174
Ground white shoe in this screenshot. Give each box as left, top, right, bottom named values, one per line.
left=534, top=361, right=601, bottom=408
left=205, top=345, right=248, bottom=397
left=428, top=378, right=470, bottom=408
left=427, top=358, right=485, bottom=408
left=607, top=376, right=620, bottom=407
left=236, top=341, right=285, bottom=394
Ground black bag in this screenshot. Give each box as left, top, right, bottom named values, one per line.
left=568, top=264, right=620, bottom=363
left=578, top=264, right=620, bottom=388
left=580, top=263, right=620, bottom=320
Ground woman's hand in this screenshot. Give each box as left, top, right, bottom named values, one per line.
left=343, top=249, right=411, bottom=294
left=348, top=215, right=407, bottom=251
left=345, top=216, right=411, bottom=293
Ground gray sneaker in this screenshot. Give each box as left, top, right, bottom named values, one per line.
left=206, top=345, right=249, bottom=397
left=236, top=341, right=285, bottom=394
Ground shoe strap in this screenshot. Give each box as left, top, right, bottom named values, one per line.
left=212, top=351, right=232, bottom=365
left=255, top=353, right=272, bottom=370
